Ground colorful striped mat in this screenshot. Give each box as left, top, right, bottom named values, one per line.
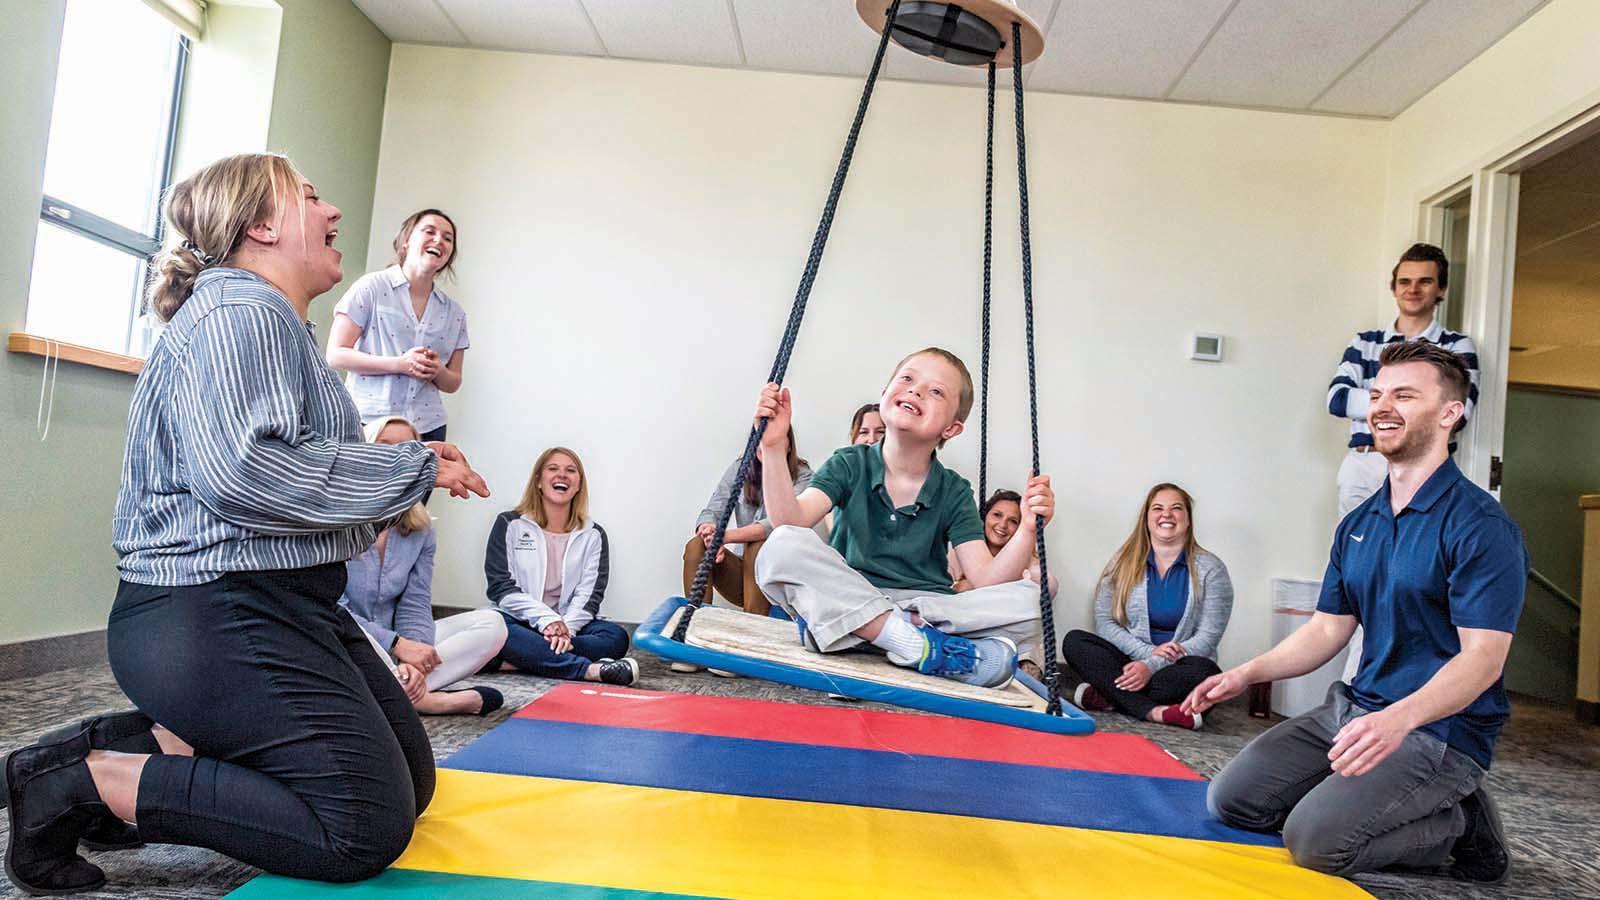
left=227, top=684, right=1372, bottom=899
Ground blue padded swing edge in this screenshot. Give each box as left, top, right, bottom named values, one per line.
left=637, top=597, right=1095, bottom=736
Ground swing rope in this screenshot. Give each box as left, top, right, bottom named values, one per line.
left=674, top=0, right=902, bottom=642
left=1012, top=20, right=1062, bottom=716
left=978, top=60, right=995, bottom=503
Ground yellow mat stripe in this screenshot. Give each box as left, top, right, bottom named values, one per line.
left=397, top=770, right=1371, bottom=900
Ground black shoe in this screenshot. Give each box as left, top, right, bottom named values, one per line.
left=458, top=686, right=504, bottom=717
left=1448, top=787, right=1510, bottom=884
left=597, top=658, right=639, bottom=686
left=4, top=727, right=108, bottom=895
left=0, top=713, right=152, bottom=854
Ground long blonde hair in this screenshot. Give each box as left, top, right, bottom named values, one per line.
left=146, top=153, right=307, bottom=321
left=363, top=417, right=431, bottom=536
left=1102, top=483, right=1205, bottom=627
left=517, top=447, right=589, bottom=531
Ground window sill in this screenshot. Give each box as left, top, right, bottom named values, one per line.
left=7, top=332, right=143, bottom=375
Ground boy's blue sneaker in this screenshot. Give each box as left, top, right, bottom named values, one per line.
left=911, top=626, right=1016, bottom=689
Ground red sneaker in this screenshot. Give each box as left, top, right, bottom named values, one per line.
left=1159, top=705, right=1203, bottom=730
left=1072, top=682, right=1113, bottom=712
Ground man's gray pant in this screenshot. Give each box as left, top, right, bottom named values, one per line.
left=1208, top=682, right=1485, bottom=876
left=755, top=525, right=1045, bottom=663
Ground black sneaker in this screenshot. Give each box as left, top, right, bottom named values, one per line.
left=598, top=658, right=639, bottom=686
left=1448, top=787, right=1510, bottom=884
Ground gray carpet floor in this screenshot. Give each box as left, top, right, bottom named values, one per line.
left=1, top=655, right=1595, bottom=899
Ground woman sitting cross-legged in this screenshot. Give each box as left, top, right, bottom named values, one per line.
left=341, top=416, right=509, bottom=716
left=683, top=426, right=811, bottom=615
left=484, top=447, right=637, bottom=685
left=1061, top=483, right=1233, bottom=730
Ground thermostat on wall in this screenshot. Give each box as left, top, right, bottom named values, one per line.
left=1190, top=333, right=1224, bottom=362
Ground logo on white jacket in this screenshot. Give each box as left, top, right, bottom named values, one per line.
left=515, top=531, right=538, bottom=549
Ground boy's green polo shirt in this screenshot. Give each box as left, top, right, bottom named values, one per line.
left=808, top=442, right=985, bottom=594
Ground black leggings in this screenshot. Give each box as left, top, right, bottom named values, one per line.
left=107, top=564, right=434, bottom=882
left=1060, top=629, right=1221, bottom=720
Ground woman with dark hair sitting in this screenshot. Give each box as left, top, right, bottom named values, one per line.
left=949, top=488, right=1048, bottom=679
left=846, top=402, right=886, bottom=446
left=683, top=426, right=811, bottom=615
left=1062, top=483, right=1233, bottom=730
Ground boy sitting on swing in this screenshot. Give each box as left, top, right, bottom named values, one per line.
left=752, top=347, right=1053, bottom=688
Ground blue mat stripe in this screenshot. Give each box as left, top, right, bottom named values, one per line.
left=444, top=716, right=1278, bottom=847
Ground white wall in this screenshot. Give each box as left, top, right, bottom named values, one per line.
left=367, top=43, right=1388, bottom=666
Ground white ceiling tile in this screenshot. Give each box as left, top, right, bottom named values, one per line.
left=1170, top=0, right=1420, bottom=109
left=583, top=0, right=742, bottom=67
left=733, top=0, right=878, bottom=77
left=436, top=0, right=603, bottom=55
left=350, top=0, right=466, bottom=44
left=1028, top=0, right=1233, bottom=98
left=1311, top=0, right=1547, bottom=117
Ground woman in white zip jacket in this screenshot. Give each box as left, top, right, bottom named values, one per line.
left=483, top=446, right=637, bottom=685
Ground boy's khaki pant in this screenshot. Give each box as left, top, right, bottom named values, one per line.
left=755, top=525, right=1045, bottom=664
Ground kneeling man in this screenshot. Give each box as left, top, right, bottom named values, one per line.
left=1184, top=340, right=1524, bottom=883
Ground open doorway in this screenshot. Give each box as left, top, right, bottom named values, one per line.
left=1496, top=134, right=1600, bottom=702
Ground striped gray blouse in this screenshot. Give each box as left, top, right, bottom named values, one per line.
left=114, top=268, right=439, bottom=586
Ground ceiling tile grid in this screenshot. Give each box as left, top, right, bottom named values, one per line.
left=1028, top=0, right=1233, bottom=99
left=584, top=0, right=743, bottom=67
left=733, top=0, right=879, bottom=77
left=1311, top=0, right=1546, bottom=116
left=1168, top=0, right=1421, bottom=109
left=353, top=0, right=1557, bottom=119
left=436, top=0, right=603, bottom=55
left=350, top=0, right=466, bottom=45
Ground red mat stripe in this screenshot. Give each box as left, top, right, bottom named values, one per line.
left=514, top=683, right=1201, bottom=780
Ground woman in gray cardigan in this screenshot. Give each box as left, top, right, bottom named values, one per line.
left=682, top=426, right=811, bottom=614
left=1061, top=483, right=1233, bottom=730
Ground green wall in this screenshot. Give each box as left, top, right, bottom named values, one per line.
left=1499, top=386, right=1600, bottom=702
left=268, top=0, right=392, bottom=328
left=0, top=0, right=390, bottom=643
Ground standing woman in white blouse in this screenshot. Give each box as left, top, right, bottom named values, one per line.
left=327, top=209, right=469, bottom=441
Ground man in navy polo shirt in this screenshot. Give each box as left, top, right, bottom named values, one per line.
left=1185, top=341, right=1524, bottom=883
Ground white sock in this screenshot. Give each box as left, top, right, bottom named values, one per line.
left=870, top=611, right=927, bottom=666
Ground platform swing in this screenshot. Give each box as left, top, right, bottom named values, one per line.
left=636, top=0, right=1093, bottom=736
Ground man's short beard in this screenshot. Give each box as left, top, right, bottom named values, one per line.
left=1376, top=425, right=1438, bottom=463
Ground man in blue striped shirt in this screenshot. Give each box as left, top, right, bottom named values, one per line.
left=1326, top=242, right=1480, bottom=681
left=1327, top=243, right=1480, bottom=516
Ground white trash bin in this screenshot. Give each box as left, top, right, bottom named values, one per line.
left=1269, top=577, right=1352, bottom=718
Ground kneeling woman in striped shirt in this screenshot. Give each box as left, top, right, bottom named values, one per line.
left=0, top=153, right=490, bottom=895
left=341, top=416, right=508, bottom=717
left=484, top=447, right=638, bottom=685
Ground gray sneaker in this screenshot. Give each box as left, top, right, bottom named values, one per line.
left=910, top=626, right=1016, bottom=689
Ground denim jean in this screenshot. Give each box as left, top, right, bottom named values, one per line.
left=491, top=615, right=629, bottom=680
